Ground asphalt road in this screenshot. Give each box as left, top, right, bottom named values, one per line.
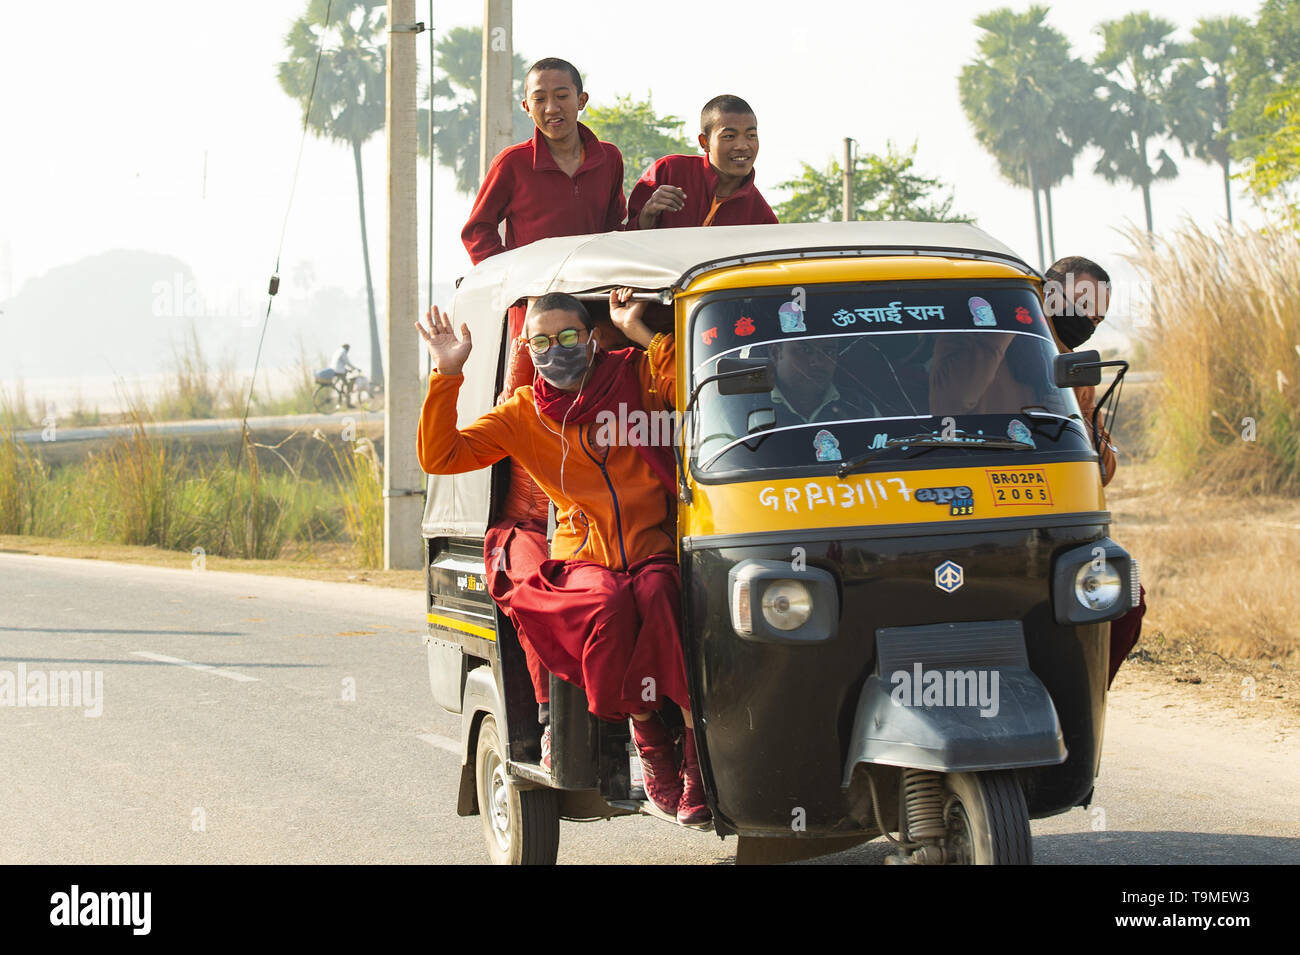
left=1, top=552, right=1294, bottom=865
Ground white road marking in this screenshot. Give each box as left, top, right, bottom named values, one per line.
left=131, top=650, right=259, bottom=682
left=418, top=733, right=461, bottom=755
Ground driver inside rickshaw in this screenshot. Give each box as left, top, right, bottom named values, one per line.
left=415, top=289, right=710, bottom=827
left=768, top=338, right=878, bottom=426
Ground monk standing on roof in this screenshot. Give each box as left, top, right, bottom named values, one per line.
left=627, top=94, right=778, bottom=230
left=460, top=57, right=627, bottom=768
left=415, top=289, right=710, bottom=827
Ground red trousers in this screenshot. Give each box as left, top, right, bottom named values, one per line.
left=508, top=554, right=691, bottom=721
left=485, top=519, right=551, bottom=704
left=1107, top=584, right=1146, bottom=687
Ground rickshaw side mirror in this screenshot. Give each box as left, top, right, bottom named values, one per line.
left=716, top=358, right=776, bottom=396
left=1053, top=350, right=1103, bottom=388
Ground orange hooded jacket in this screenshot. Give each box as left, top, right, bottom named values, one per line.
left=417, top=336, right=677, bottom=571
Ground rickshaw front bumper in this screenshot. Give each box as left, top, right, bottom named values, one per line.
left=840, top=620, right=1066, bottom=784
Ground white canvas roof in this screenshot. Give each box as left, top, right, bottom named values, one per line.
left=449, top=221, right=1031, bottom=332
left=421, top=221, right=1034, bottom=538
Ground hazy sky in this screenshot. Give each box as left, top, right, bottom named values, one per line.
left=0, top=0, right=1263, bottom=349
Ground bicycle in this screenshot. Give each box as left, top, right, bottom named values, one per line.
left=313, top=371, right=385, bottom=413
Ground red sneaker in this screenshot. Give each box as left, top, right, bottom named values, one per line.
left=631, top=715, right=682, bottom=815
left=677, top=727, right=711, bottom=826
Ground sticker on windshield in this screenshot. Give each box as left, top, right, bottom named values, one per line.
left=968, top=296, right=997, bottom=327
left=734, top=316, right=756, bottom=336
left=701, top=326, right=718, bottom=345
left=1006, top=419, right=1035, bottom=447
left=812, top=429, right=842, bottom=462
left=778, top=300, right=806, bottom=333
left=985, top=467, right=1053, bottom=506
left=1014, top=305, right=1033, bottom=325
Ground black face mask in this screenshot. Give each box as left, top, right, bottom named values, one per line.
left=1055, top=312, right=1096, bottom=350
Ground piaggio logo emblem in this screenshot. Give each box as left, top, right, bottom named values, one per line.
left=934, top=560, right=964, bottom=593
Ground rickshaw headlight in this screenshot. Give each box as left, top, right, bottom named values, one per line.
left=1073, top=561, right=1121, bottom=612
left=761, top=580, right=813, bottom=631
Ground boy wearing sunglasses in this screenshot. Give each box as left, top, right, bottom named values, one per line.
left=415, top=289, right=710, bottom=826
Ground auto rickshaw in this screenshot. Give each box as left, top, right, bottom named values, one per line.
left=420, top=221, right=1137, bottom=865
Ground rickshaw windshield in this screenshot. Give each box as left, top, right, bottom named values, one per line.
left=688, top=281, right=1088, bottom=476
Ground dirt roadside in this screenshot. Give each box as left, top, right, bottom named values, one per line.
left=0, top=535, right=424, bottom=591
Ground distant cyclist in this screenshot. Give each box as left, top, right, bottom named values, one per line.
left=331, top=344, right=362, bottom=407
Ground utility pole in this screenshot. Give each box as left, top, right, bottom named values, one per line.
left=842, top=138, right=854, bottom=222
left=384, top=0, right=423, bottom=570
left=480, top=0, right=514, bottom=183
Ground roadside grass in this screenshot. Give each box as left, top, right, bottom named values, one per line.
left=1108, top=461, right=1300, bottom=664
left=0, top=425, right=46, bottom=534
left=3, top=409, right=381, bottom=562
left=312, top=429, right=384, bottom=568
left=1129, top=220, right=1300, bottom=493
left=0, top=382, right=41, bottom=431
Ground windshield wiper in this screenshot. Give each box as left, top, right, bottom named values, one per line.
left=836, top=431, right=1033, bottom=479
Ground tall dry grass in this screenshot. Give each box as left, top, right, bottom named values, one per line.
left=1129, top=220, right=1300, bottom=493
left=1108, top=463, right=1300, bottom=662
left=313, top=430, right=384, bottom=568
left=1, top=417, right=359, bottom=560
left=0, top=426, right=46, bottom=534
left=0, top=382, right=41, bottom=431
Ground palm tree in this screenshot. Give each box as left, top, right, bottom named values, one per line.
left=278, top=0, right=387, bottom=386
left=959, top=6, right=1096, bottom=270
left=994, top=133, right=1084, bottom=264
left=1092, top=12, right=1184, bottom=234
left=1168, top=16, right=1249, bottom=224
left=422, top=25, right=532, bottom=196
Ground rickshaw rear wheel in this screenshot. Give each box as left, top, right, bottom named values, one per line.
left=474, top=716, right=559, bottom=865
left=941, top=770, right=1032, bottom=865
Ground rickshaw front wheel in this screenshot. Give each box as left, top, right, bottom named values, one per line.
left=474, top=716, right=559, bottom=865
left=940, top=770, right=1032, bottom=865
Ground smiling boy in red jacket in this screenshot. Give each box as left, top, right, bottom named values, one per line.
left=627, top=94, right=778, bottom=230
left=461, top=58, right=627, bottom=772
left=461, top=58, right=626, bottom=263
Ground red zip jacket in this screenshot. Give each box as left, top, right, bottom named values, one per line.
left=626, top=153, right=778, bottom=230
left=461, top=123, right=627, bottom=264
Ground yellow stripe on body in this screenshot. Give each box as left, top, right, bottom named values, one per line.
left=683, top=461, right=1104, bottom=538
left=427, top=612, right=497, bottom=641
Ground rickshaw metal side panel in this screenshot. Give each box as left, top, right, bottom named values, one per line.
left=680, top=519, right=1110, bottom=837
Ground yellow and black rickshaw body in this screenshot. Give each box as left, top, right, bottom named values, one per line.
left=421, top=222, right=1136, bottom=864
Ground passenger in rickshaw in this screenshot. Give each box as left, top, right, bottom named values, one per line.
left=627, top=94, right=778, bottom=230
left=459, top=56, right=629, bottom=760
left=1043, top=256, right=1146, bottom=685
left=768, top=338, right=877, bottom=426
left=927, top=330, right=1042, bottom=416
left=415, top=289, right=711, bottom=826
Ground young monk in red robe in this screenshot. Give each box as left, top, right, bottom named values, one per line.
left=627, top=94, right=778, bottom=230
left=1044, top=257, right=1145, bottom=687
left=460, top=58, right=627, bottom=765
left=414, top=289, right=709, bottom=826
